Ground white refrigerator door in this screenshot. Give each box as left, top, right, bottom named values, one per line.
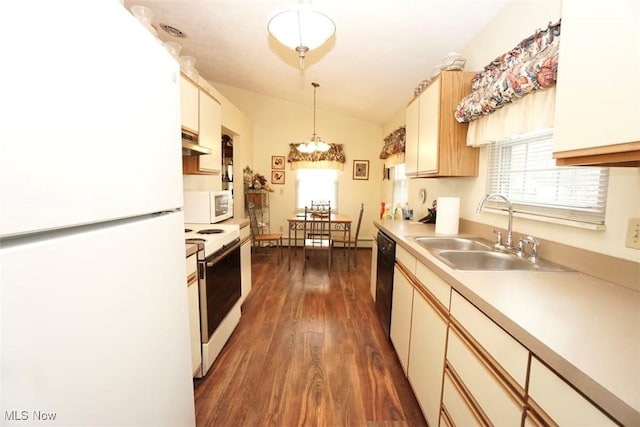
left=0, top=212, right=195, bottom=427
left=0, top=0, right=183, bottom=238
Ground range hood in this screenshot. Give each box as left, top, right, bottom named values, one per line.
left=182, top=131, right=211, bottom=156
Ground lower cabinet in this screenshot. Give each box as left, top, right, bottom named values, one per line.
left=390, top=266, right=413, bottom=373
left=527, top=356, right=617, bottom=426
left=186, top=253, right=201, bottom=377
left=407, top=284, right=448, bottom=426
left=385, top=240, right=623, bottom=426
left=240, top=225, right=252, bottom=306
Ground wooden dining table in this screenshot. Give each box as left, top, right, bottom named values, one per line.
left=286, top=212, right=352, bottom=270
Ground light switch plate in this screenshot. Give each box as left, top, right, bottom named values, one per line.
left=625, top=217, right=640, bottom=250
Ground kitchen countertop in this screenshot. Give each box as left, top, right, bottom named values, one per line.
left=375, top=219, right=640, bottom=426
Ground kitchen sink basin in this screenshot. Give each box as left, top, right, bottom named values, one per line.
left=411, top=236, right=492, bottom=251
left=435, top=250, right=570, bottom=272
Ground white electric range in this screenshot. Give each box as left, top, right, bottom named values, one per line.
left=184, top=223, right=240, bottom=259
left=184, top=222, right=241, bottom=377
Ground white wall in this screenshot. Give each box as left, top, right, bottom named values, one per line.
left=212, top=83, right=385, bottom=244
left=387, top=0, right=640, bottom=262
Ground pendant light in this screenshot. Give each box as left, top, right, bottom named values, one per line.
left=267, top=2, right=335, bottom=69
left=298, top=82, right=330, bottom=154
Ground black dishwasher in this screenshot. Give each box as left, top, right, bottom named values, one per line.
left=375, top=230, right=396, bottom=337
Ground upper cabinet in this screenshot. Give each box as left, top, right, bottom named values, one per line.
left=180, top=76, right=199, bottom=134
left=405, top=71, right=479, bottom=177
left=181, top=74, right=222, bottom=175
left=552, top=1, right=640, bottom=166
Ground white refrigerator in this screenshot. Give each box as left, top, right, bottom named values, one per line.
left=1, top=1, right=195, bottom=425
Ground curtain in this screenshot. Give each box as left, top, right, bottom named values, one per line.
left=455, top=20, right=560, bottom=146
left=287, top=143, right=346, bottom=170
left=379, top=125, right=405, bottom=166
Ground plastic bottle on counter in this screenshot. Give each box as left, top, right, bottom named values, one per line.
left=394, top=203, right=402, bottom=220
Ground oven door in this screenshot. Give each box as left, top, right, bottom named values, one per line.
left=199, top=238, right=241, bottom=342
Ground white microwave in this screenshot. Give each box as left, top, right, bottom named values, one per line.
left=183, top=190, right=233, bottom=224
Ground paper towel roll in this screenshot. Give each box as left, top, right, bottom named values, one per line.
left=435, top=197, right=460, bottom=235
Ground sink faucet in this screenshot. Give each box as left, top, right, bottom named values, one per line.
left=476, top=193, right=514, bottom=249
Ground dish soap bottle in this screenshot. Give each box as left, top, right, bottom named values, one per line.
left=394, top=203, right=402, bottom=220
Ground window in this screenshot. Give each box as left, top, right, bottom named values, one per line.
left=392, top=163, right=408, bottom=208
left=486, top=129, right=609, bottom=227
left=295, top=169, right=338, bottom=211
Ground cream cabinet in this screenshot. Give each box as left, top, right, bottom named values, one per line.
left=446, top=327, right=524, bottom=425
left=186, top=253, right=201, bottom=377
left=181, top=74, right=222, bottom=175
left=404, top=70, right=478, bottom=177
left=180, top=75, right=199, bottom=134
left=441, top=369, right=482, bottom=427
left=527, top=356, right=617, bottom=426
left=553, top=0, right=640, bottom=166
left=390, top=265, right=413, bottom=373
left=240, top=225, right=252, bottom=305
left=407, top=283, right=448, bottom=427
left=450, top=290, right=528, bottom=388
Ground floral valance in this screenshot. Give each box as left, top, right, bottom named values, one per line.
left=379, top=125, right=405, bottom=159
left=455, top=20, right=561, bottom=123
left=287, top=143, right=346, bottom=170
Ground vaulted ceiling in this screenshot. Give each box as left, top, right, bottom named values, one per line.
left=124, top=0, right=510, bottom=124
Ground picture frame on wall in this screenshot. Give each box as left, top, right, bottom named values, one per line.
left=271, top=170, right=285, bottom=184
left=353, top=160, right=369, bottom=180
left=271, top=155, right=285, bottom=170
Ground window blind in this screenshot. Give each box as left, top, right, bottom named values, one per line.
left=487, top=129, right=609, bottom=225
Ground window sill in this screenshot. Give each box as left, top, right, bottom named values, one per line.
left=480, top=207, right=606, bottom=231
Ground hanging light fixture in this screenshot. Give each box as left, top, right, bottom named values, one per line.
left=267, top=2, right=335, bottom=69
left=298, top=82, right=330, bottom=154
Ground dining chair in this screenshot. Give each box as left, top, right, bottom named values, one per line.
left=247, top=202, right=282, bottom=262
left=332, top=203, right=364, bottom=271
left=303, top=205, right=332, bottom=275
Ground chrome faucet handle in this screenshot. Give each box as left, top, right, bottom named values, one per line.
left=518, top=235, right=540, bottom=262
left=492, top=229, right=503, bottom=248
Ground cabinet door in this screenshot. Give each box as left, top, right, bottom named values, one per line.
left=240, top=228, right=252, bottom=305
left=186, top=255, right=202, bottom=376
left=417, top=77, right=440, bottom=174
left=370, top=238, right=378, bottom=301
left=528, top=357, right=617, bottom=426
left=405, top=97, right=420, bottom=175
left=446, top=327, right=523, bottom=425
left=198, top=91, right=222, bottom=173
left=390, top=266, right=413, bottom=373
left=553, top=1, right=640, bottom=155
left=180, top=75, right=199, bottom=134
left=407, top=288, right=448, bottom=427
left=450, top=291, right=528, bottom=388
left=442, top=370, right=483, bottom=427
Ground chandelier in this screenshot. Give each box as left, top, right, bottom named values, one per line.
left=267, top=2, right=335, bottom=69
left=298, top=82, right=330, bottom=154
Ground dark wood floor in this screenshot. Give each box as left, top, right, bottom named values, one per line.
left=193, top=247, right=427, bottom=427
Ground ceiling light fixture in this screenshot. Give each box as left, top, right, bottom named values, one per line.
left=298, top=82, right=330, bottom=154
left=267, top=2, right=335, bottom=69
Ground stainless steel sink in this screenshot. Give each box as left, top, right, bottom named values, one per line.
left=412, top=236, right=492, bottom=251
left=435, top=250, right=570, bottom=272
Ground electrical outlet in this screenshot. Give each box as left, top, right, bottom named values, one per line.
left=625, top=217, right=640, bottom=250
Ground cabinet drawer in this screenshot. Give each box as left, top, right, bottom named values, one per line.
left=415, top=261, right=451, bottom=309
left=442, top=369, right=482, bottom=427
left=396, top=245, right=416, bottom=274
left=450, top=291, right=528, bottom=388
left=447, top=328, right=524, bottom=425
left=528, top=357, right=616, bottom=426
